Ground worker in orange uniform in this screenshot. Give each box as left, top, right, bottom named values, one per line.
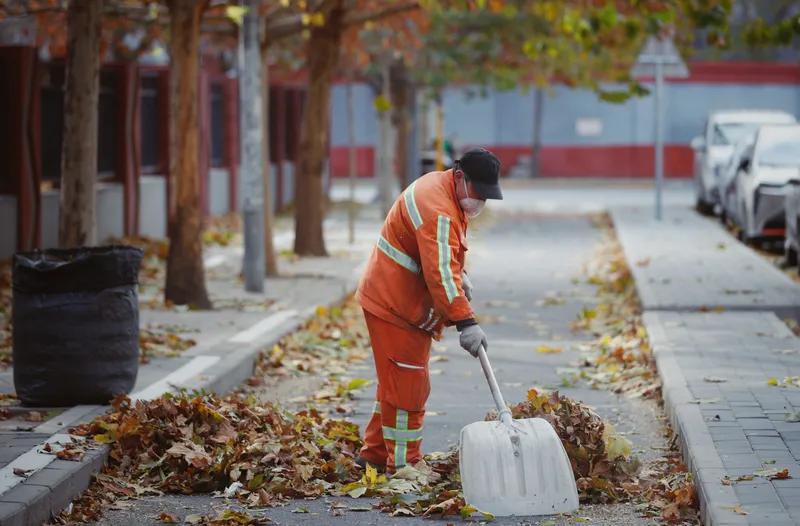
left=356, top=148, right=503, bottom=473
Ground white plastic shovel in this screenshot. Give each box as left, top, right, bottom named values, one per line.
left=459, top=346, right=579, bottom=516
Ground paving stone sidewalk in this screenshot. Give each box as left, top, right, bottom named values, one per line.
left=645, top=311, right=800, bottom=526
left=612, top=205, right=800, bottom=525
left=611, top=207, right=800, bottom=318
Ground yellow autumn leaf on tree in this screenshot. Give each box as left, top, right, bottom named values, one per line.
left=224, top=6, right=248, bottom=26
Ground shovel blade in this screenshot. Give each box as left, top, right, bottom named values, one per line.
left=459, top=417, right=579, bottom=517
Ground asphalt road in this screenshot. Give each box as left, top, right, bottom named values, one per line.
left=96, top=211, right=668, bottom=526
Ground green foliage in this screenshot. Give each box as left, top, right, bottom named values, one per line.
left=416, top=0, right=732, bottom=103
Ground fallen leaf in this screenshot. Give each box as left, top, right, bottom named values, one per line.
left=157, top=512, right=178, bottom=523
left=724, top=505, right=748, bottom=516
left=536, top=345, right=563, bottom=354
left=703, top=376, right=727, bottom=383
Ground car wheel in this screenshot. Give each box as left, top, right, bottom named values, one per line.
left=695, top=198, right=714, bottom=216
left=786, top=246, right=798, bottom=268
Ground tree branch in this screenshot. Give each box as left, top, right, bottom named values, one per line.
left=265, top=0, right=419, bottom=42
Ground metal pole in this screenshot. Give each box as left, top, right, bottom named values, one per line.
left=239, top=0, right=265, bottom=291
left=378, top=64, right=393, bottom=217
left=346, top=77, right=356, bottom=244
left=435, top=96, right=444, bottom=171
left=654, top=59, right=664, bottom=221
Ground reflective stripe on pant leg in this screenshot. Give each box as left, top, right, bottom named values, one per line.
left=394, top=410, right=408, bottom=468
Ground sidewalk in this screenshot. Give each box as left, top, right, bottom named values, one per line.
left=0, top=207, right=381, bottom=525
left=612, top=206, right=800, bottom=318
left=613, top=205, right=800, bottom=526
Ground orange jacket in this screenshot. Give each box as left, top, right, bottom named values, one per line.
left=356, top=169, right=474, bottom=339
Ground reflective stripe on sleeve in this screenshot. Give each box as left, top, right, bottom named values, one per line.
left=404, top=181, right=423, bottom=230
left=377, top=236, right=420, bottom=274
left=372, top=401, right=381, bottom=415
left=437, top=215, right=458, bottom=303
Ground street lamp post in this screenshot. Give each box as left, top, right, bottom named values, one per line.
left=632, top=36, right=688, bottom=221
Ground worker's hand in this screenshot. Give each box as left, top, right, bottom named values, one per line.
left=459, top=324, right=488, bottom=358
left=462, top=272, right=473, bottom=302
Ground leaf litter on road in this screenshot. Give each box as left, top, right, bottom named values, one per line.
left=55, top=278, right=697, bottom=524
left=571, top=213, right=701, bottom=523
left=573, top=216, right=660, bottom=400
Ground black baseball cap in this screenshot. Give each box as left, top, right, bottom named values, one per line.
left=457, top=148, right=503, bottom=200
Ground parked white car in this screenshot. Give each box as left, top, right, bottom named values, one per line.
left=784, top=180, right=800, bottom=268
left=691, top=110, right=796, bottom=214
left=719, top=133, right=756, bottom=223
left=726, top=124, right=800, bottom=242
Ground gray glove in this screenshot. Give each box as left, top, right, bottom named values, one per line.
left=462, top=272, right=473, bottom=301
left=459, top=324, right=488, bottom=358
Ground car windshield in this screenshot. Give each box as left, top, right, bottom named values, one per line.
left=712, top=122, right=761, bottom=146
left=758, top=140, right=800, bottom=167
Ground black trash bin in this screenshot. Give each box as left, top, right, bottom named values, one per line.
left=12, top=246, right=143, bottom=406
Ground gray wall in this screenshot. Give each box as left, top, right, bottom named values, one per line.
left=139, top=175, right=167, bottom=239
left=40, top=183, right=125, bottom=248
left=40, top=190, right=59, bottom=249
left=0, top=195, right=16, bottom=260
left=209, top=168, right=230, bottom=217
left=96, top=182, right=124, bottom=243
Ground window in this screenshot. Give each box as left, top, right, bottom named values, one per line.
left=210, top=82, right=225, bottom=167
left=40, top=64, right=65, bottom=182
left=97, top=70, right=118, bottom=178
left=268, top=86, right=282, bottom=163
left=140, top=75, right=161, bottom=172
left=284, top=89, right=305, bottom=162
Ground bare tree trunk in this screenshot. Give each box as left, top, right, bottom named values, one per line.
left=164, top=0, right=211, bottom=308
left=59, top=0, right=102, bottom=248
left=261, top=45, right=278, bottom=276
left=293, top=0, right=345, bottom=256
left=390, top=58, right=409, bottom=188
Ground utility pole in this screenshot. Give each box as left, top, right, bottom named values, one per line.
left=238, top=0, right=265, bottom=292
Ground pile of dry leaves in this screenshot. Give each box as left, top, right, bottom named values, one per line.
left=61, top=392, right=364, bottom=522
left=575, top=213, right=661, bottom=399
left=501, top=388, right=640, bottom=503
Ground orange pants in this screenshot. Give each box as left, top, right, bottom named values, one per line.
left=360, top=310, right=432, bottom=471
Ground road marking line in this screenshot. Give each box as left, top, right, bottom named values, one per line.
left=0, top=433, right=78, bottom=496
left=130, top=356, right=221, bottom=402
left=228, top=310, right=298, bottom=344
left=33, top=405, right=102, bottom=435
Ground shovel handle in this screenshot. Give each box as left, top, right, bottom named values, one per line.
left=477, top=345, right=513, bottom=427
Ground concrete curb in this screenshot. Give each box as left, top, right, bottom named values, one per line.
left=643, top=312, right=749, bottom=526
left=611, top=210, right=798, bottom=526
left=0, top=281, right=359, bottom=526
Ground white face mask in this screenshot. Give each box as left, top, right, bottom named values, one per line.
left=458, top=178, right=486, bottom=218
